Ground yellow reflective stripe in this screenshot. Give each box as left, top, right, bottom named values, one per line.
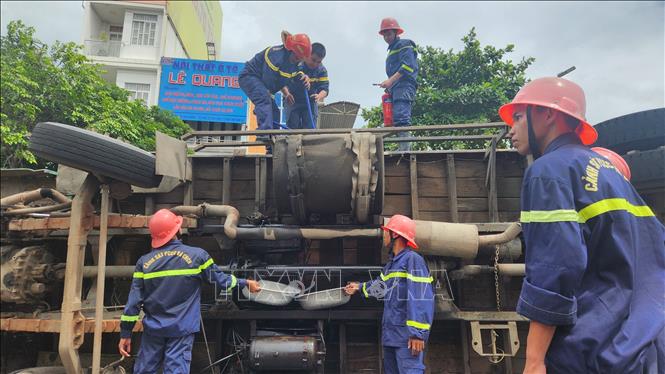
left=133, top=272, right=144, bottom=279
left=229, top=275, right=238, bottom=290
left=200, top=258, right=214, bottom=270
left=142, top=259, right=218, bottom=280
left=520, top=210, right=579, bottom=223
left=310, top=76, right=329, bottom=82
left=264, top=47, right=297, bottom=78
left=388, top=45, right=414, bottom=56
left=406, top=320, right=431, bottom=330
left=120, top=315, right=140, bottom=322
left=578, top=198, right=654, bottom=223
left=380, top=272, right=433, bottom=283
left=362, top=282, right=369, bottom=298
left=401, top=64, right=414, bottom=73
left=143, top=268, right=201, bottom=279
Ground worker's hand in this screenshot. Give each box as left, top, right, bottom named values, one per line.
left=118, top=338, right=131, bottom=357
left=246, top=279, right=261, bottom=293
left=344, top=282, right=360, bottom=295
left=284, top=92, right=295, bottom=106
left=407, top=337, right=424, bottom=356
left=523, top=360, right=547, bottom=374
left=379, top=78, right=395, bottom=89
left=300, top=74, right=311, bottom=90
left=310, top=92, right=326, bottom=103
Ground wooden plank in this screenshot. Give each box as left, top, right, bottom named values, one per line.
left=0, top=318, right=143, bottom=333
left=384, top=154, right=524, bottom=178
left=254, top=158, right=261, bottom=211
left=417, top=211, right=519, bottom=223
left=222, top=158, right=231, bottom=204
left=447, top=154, right=459, bottom=222
left=8, top=214, right=197, bottom=231
left=410, top=155, right=420, bottom=219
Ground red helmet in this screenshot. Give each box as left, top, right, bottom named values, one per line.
left=591, top=147, right=631, bottom=181
left=498, top=77, right=597, bottom=145
left=148, top=209, right=183, bottom=248
left=379, top=17, right=404, bottom=35
left=283, top=31, right=311, bottom=60
left=383, top=214, right=418, bottom=249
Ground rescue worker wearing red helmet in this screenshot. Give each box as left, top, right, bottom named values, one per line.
left=239, top=31, right=312, bottom=135
left=378, top=17, right=419, bottom=152
left=591, top=147, right=631, bottom=181
left=499, top=77, right=665, bottom=374
left=118, top=209, right=261, bottom=373
left=345, top=214, right=434, bottom=373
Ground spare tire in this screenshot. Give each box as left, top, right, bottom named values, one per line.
left=594, top=108, right=665, bottom=153
left=623, top=147, right=665, bottom=189
left=29, top=122, right=161, bottom=188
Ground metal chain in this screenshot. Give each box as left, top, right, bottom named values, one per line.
left=494, top=244, right=501, bottom=311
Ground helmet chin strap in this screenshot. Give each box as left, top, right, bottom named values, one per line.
left=526, top=105, right=542, bottom=159
left=386, top=234, right=398, bottom=256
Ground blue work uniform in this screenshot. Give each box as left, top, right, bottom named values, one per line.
left=121, top=239, right=247, bottom=374
left=516, top=133, right=665, bottom=374
left=386, top=38, right=418, bottom=127
left=239, top=45, right=302, bottom=131
left=285, top=63, right=329, bottom=129
left=360, top=248, right=434, bottom=373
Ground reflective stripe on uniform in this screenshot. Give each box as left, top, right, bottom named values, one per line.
left=134, top=258, right=217, bottom=280
left=521, top=198, right=655, bottom=224
left=578, top=198, right=654, bottom=223
left=406, top=320, right=431, bottom=330
left=264, top=47, right=298, bottom=78
left=362, top=282, right=369, bottom=298
left=387, top=45, right=414, bottom=56
left=120, top=314, right=140, bottom=322
left=229, top=275, right=237, bottom=290
left=400, top=64, right=414, bottom=72
left=309, top=76, right=329, bottom=82
left=380, top=272, right=433, bottom=283
left=520, top=209, right=579, bottom=223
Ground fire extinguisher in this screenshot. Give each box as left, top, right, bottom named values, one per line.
left=382, top=93, right=393, bottom=127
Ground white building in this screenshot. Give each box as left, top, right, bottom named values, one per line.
left=81, top=0, right=221, bottom=106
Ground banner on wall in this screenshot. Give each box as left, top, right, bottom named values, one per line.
left=158, top=57, right=248, bottom=123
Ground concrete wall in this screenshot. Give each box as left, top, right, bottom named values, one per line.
left=166, top=0, right=222, bottom=60
left=163, top=20, right=187, bottom=59
left=116, top=69, right=159, bottom=106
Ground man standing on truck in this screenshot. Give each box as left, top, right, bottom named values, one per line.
left=378, top=17, right=418, bottom=152
left=239, top=31, right=312, bottom=137
left=345, top=214, right=434, bottom=373
left=118, top=209, right=261, bottom=373
left=498, top=77, right=665, bottom=374
left=283, top=42, right=329, bottom=129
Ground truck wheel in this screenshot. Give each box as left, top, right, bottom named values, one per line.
left=594, top=108, right=665, bottom=153
left=624, top=146, right=665, bottom=189
left=29, top=122, right=161, bottom=188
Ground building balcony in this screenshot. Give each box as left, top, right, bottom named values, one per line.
left=84, top=39, right=122, bottom=58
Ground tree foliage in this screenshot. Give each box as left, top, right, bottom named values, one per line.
left=1, top=21, right=190, bottom=168
left=362, top=28, right=534, bottom=150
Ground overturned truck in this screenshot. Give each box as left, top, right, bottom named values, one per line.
left=2, top=108, right=663, bottom=374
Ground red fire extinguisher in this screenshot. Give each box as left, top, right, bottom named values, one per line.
left=382, top=93, right=393, bottom=127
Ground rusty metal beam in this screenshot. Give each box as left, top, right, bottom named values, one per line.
left=92, top=185, right=110, bottom=373
left=182, top=122, right=506, bottom=140
left=59, top=174, right=99, bottom=374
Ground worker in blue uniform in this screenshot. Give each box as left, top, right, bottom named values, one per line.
left=118, top=209, right=261, bottom=374
left=283, top=42, right=329, bottom=129
left=498, top=77, right=665, bottom=374
left=378, top=17, right=418, bottom=152
left=239, top=31, right=312, bottom=136
left=345, top=214, right=434, bottom=373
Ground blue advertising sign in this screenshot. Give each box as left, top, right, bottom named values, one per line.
left=158, top=57, right=248, bottom=123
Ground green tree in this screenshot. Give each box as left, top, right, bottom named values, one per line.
left=362, top=28, right=534, bottom=150
left=1, top=20, right=190, bottom=168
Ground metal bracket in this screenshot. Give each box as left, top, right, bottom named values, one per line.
left=470, top=321, right=520, bottom=362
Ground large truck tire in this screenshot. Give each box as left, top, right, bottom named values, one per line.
left=624, top=146, right=665, bottom=189
left=29, top=122, right=161, bottom=188
left=594, top=108, right=665, bottom=154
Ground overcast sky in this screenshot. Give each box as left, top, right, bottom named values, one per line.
left=2, top=1, right=663, bottom=125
